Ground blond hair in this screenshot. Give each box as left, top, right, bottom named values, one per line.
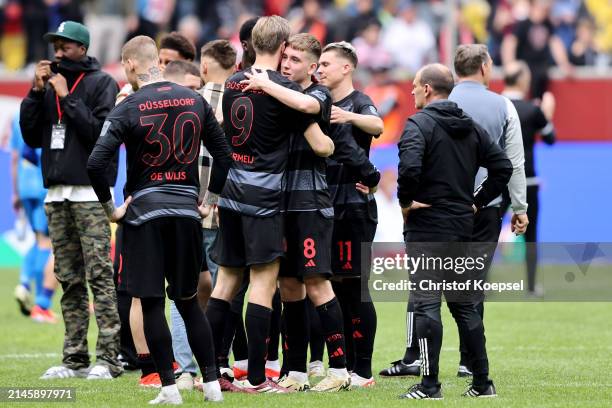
left=287, top=33, right=321, bottom=62
left=322, top=41, right=358, bottom=68
left=251, top=15, right=291, bottom=55
left=121, top=35, right=158, bottom=64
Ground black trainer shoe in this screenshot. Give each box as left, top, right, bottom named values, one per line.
left=457, top=365, right=473, bottom=377
left=399, top=383, right=443, bottom=400
left=379, top=360, right=421, bottom=377
left=463, top=381, right=497, bottom=398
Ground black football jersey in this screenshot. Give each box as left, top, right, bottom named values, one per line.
left=326, top=90, right=381, bottom=222
left=219, top=69, right=314, bottom=216
left=284, top=83, right=334, bottom=217
left=88, top=81, right=231, bottom=225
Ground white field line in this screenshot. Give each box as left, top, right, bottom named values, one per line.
left=0, top=353, right=61, bottom=359
left=2, top=345, right=612, bottom=360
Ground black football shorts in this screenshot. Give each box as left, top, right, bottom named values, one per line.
left=119, top=217, right=202, bottom=300
left=279, top=211, right=333, bottom=280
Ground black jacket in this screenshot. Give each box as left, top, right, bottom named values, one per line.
left=397, top=100, right=512, bottom=237
left=20, top=56, right=119, bottom=188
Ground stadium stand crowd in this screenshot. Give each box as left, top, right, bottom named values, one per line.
left=0, top=0, right=610, bottom=75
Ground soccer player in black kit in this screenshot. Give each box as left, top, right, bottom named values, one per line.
left=87, top=36, right=232, bottom=404
left=241, top=32, right=366, bottom=392
left=204, top=16, right=333, bottom=393
left=318, top=41, right=384, bottom=388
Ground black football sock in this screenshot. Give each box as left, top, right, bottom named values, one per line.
left=280, top=305, right=288, bottom=377
left=246, top=303, right=272, bottom=385
left=116, top=291, right=139, bottom=369
left=205, top=297, right=231, bottom=376
left=332, top=281, right=354, bottom=370
left=140, top=297, right=175, bottom=386
left=138, top=353, right=156, bottom=377
left=346, top=279, right=376, bottom=379
left=175, top=297, right=217, bottom=382
left=232, top=314, right=248, bottom=361
left=316, top=297, right=347, bottom=369
left=219, top=310, right=239, bottom=368
left=267, top=289, right=282, bottom=362
left=307, top=298, right=325, bottom=362
left=230, top=286, right=249, bottom=362
left=282, top=299, right=308, bottom=373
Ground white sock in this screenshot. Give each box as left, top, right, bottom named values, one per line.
left=328, top=368, right=348, bottom=377
left=288, top=371, right=308, bottom=383
left=234, top=359, right=248, bottom=370
left=309, top=360, right=323, bottom=367
left=265, top=359, right=280, bottom=371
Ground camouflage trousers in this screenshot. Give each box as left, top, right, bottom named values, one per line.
left=45, top=201, right=123, bottom=377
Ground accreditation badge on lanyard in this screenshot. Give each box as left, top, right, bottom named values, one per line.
left=51, top=72, right=85, bottom=150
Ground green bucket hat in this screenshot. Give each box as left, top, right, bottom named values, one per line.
left=43, top=21, right=90, bottom=49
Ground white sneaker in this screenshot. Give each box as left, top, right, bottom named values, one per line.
left=220, top=367, right=234, bottom=380
left=308, top=361, right=325, bottom=378
left=149, top=385, right=182, bottom=405
left=350, top=372, right=375, bottom=388
left=176, top=372, right=194, bottom=391
left=202, top=380, right=223, bottom=402
left=14, top=284, right=33, bottom=316
left=310, top=368, right=351, bottom=392
left=277, top=372, right=310, bottom=391
left=40, top=365, right=86, bottom=379
left=86, top=364, right=113, bottom=380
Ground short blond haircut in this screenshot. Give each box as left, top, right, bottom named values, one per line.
left=322, top=41, right=358, bottom=68
left=121, top=35, right=158, bottom=64
left=251, top=15, right=291, bottom=55
left=287, top=33, right=321, bottom=62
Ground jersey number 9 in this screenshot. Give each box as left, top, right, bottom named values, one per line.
left=230, top=97, right=253, bottom=146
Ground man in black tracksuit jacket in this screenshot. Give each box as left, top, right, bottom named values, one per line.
left=397, top=64, right=512, bottom=399
left=20, top=21, right=122, bottom=379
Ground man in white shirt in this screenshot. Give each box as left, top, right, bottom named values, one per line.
left=381, top=1, right=436, bottom=73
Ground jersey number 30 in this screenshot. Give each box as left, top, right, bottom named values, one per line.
left=140, top=112, right=201, bottom=167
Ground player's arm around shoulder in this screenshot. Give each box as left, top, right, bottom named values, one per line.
left=241, top=69, right=320, bottom=114
left=304, top=122, right=334, bottom=157
left=331, top=97, right=384, bottom=135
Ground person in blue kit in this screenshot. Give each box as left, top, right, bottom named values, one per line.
left=10, top=113, right=58, bottom=323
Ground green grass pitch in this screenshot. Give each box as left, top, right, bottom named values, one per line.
left=0, top=267, right=611, bottom=407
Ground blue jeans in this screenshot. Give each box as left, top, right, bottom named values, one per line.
left=170, top=228, right=218, bottom=374
left=170, top=301, right=197, bottom=374
left=202, top=228, right=219, bottom=284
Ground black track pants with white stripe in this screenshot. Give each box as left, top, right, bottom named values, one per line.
left=415, top=299, right=489, bottom=381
